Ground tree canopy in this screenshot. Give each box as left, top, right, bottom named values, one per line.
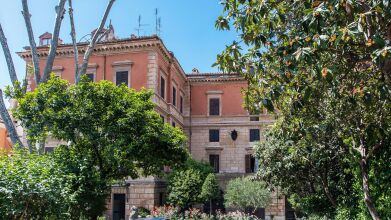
left=13, top=76, right=188, bottom=179
left=216, top=1, right=391, bottom=219
left=167, top=159, right=216, bottom=209
left=224, top=177, right=271, bottom=212
left=2, top=76, right=189, bottom=218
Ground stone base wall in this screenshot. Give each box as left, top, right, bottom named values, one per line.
left=104, top=177, right=167, bottom=220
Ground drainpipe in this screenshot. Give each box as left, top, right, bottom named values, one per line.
left=103, top=54, right=106, bottom=80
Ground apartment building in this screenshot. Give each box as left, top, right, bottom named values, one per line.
left=17, top=31, right=289, bottom=220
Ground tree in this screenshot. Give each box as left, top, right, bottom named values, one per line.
left=200, top=173, right=220, bottom=214
left=255, top=123, right=357, bottom=218
left=0, top=147, right=111, bottom=219
left=5, top=76, right=189, bottom=218
left=167, top=159, right=214, bottom=209
left=224, top=177, right=271, bottom=213
left=167, top=168, right=204, bottom=209
left=216, top=1, right=391, bottom=219
left=0, top=0, right=115, bottom=152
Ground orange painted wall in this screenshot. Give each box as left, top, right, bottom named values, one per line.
left=190, top=82, right=248, bottom=116
left=0, top=127, right=12, bottom=151
left=31, top=51, right=151, bottom=90
left=156, top=53, right=186, bottom=107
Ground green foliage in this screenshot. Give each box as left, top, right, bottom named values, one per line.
left=224, top=177, right=271, bottom=212
left=5, top=76, right=189, bottom=218
left=137, top=207, right=151, bottom=218
left=167, top=159, right=217, bottom=208
left=14, top=76, right=189, bottom=179
left=52, top=146, right=108, bottom=219
left=216, top=0, right=391, bottom=218
left=167, top=168, right=204, bottom=208
left=0, top=150, right=65, bottom=219
left=200, top=173, right=220, bottom=202
left=0, top=148, right=107, bottom=219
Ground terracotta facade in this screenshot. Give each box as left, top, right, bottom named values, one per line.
left=17, top=35, right=289, bottom=220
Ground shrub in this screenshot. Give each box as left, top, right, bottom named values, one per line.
left=224, top=177, right=271, bottom=213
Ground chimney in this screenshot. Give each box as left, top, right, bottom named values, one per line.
left=38, top=32, right=63, bottom=46
left=191, top=68, right=200, bottom=74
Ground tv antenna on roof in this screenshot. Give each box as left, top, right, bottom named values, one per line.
left=135, top=15, right=148, bottom=36
left=155, top=8, right=162, bottom=36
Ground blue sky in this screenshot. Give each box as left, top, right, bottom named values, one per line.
left=0, top=0, right=238, bottom=90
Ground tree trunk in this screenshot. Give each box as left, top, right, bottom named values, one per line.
left=0, top=23, right=18, bottom=86
left=77, top=0, right=115, bottom=83
left=209, top=199, right=212, bottom=215
left=0, top=90, right=23, bottom=148
left=42, top=0, right=67, bottom=82
left=21, top=0, right=41, bottom=84
left=68, top=0, right=79, bottom=80
left=359, top=142, right=380, bottom=220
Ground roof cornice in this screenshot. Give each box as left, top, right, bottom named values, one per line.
left=17, top=35, right=189, bottom=82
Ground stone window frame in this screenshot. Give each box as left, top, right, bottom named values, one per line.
left=206, top=91, right=223, bottom=116
left=52, top=66, right=64, bottom=78
left=84, top=63, right=98, bottom=82
left=112, top=60, right=133, bottom=87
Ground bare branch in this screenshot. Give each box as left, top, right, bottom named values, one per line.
left=42, top=0, right=67, bottom=82
left=21, top=0, right=41, bottom=85
left=0, top=23, right=19, bottom=87
left=68, top=0, right=79, bottom=81
left=0, top=90, right=24, bottom=148
left=77, top=0, right=116, bottom=83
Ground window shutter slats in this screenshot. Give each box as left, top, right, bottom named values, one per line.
left=209, top=98, right=220, bottom=115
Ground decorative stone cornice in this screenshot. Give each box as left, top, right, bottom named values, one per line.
left=18, top=35, right=190, bottom=83
left=187, top=73, right=246, bottom=83
left=111, top=60, right=133, bottom=67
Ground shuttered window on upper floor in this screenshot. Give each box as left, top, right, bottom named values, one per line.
left=172, top=86, right=177, bottom=106
left=249, top=129, right=260, bottom=142
left=160, top=76, right=165, bottom=99
left=209, top=98, right=220, bottom=116
left=86, top=73, right=94, bottom=82
left=116, top=71, right=128, bottom=86
left=209, top=129, right=220, bottom=142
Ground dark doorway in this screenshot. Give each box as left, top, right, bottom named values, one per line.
left=113, top=194, right=126, bottom=220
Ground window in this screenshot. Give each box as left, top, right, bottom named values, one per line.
left=245, top=154, right=257, bottom=173
left=209, top=129, right=220, bottom=142
left=116, top=71, right=128, bottom=86
left=180, top=96, right=183, bottom=113
left=250, top=116, right=259, bottom=121
left=160, top=76, right=165, bottom=99
left=86, top=73, right=94, bottom=82
left=249, top=129, right=260, bottom=142
left=172, top=86, right=177, bottom=106
left=42, top=38, right=51, bottom=45
left=172, top=122, right=176, bottom=127
left=209, top=154, right=220, bottom=173
left=209, top=98, right=220, bottom=116
left=160, top=115, right=165, bottom=123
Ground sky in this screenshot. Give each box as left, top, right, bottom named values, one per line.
left=0, top=0, right=238, bottom=90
